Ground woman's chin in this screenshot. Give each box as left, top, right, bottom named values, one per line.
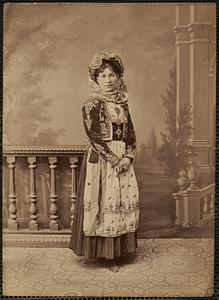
left=102, top=88, right=116, bottom=93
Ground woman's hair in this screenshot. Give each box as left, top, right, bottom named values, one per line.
left=89, top=59, right=122, bottom=83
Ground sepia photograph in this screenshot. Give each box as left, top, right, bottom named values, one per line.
left=2, top=2, right=216, bottom=297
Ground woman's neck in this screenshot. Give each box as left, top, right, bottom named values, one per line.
left=100, top=89, right=118, bottom=96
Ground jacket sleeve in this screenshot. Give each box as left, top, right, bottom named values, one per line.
left=82, top=100, right=120, bottom=166
left=125, top=109, right=137, bottom=163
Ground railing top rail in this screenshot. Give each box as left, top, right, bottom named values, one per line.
left=3, top=145, right=87, bottom=156
left=199, top=183, right=215, bottom=197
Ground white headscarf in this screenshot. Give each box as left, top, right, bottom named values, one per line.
left=88, top=52, right=128, bottom=105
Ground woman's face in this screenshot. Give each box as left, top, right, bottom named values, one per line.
left=97, top=67, right=120, bottom=93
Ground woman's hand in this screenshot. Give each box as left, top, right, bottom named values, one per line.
left=116, top=157, right=131, bottom=174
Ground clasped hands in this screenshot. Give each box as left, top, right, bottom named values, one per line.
left=115, top=156, right=132, bottom=174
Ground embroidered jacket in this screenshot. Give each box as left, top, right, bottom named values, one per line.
left=82, top=98, right=137, bottom=166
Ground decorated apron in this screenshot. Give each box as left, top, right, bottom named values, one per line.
left=83, top=101, right=139, bottom=237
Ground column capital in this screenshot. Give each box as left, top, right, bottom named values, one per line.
left=6, top=156, right=16, bottom=165
left=173, top=25, right=190, bottom=45
left=27, top=156, right=37, bottom=164
left=209, top=25, right=216, bottom=44
left=69, top=156, right=78, bottom=166
left=188, top=22, right=211, bottom=42
left=48, top=156, right=58, bottom=165
left=209, top=54, right=216, bottom=76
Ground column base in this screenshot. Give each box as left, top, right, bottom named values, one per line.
left=29, top=223, right=39, bottom=231
left=49, top=222, right=60, bottom=231
left=8, top=222, right=19, bottom=231
left=182, top=222, right=192, bottom=228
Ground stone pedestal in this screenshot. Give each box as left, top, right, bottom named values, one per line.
left=49, top=223, right=60, bottom=231
left=29, top=223, right=39, bottom=231
left=8, top=222, right=19, bottom=231
left=174, top=189, right=201, bottom=227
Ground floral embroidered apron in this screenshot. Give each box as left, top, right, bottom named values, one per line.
left=83, top=101, right=139, bottom=237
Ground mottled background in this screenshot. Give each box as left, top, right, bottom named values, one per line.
left=3, top=3, right=175, bottom=146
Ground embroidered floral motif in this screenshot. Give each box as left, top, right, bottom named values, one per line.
left=99, top=104, right=105, bottom=121
left=107, top=102, right=127, bottom=123
left=85, top=118, right=92, bottom=130
left=85, top=102, right=93, bottom=114
left=100, top=122, right=107, bottom=135
left=84, top=200, right=92, bottom=210
left=123, top=122, right=128, bottom=140
left=93, top=142, right=104, bottom=152
left=93, top=141, right=119, bottom=165
left=126, top=145, right=133, bottom=154
left=97, top=221, right=138, bottom=237
left=103, top=201, right=139, bottom=213
left=83, top=101, right=97, bottom=130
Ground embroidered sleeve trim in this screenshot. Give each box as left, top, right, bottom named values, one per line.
left=125, top=107, right=137, bottom=162
left=82, top=100, right=120, bottom=165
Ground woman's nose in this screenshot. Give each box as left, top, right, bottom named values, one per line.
left=105, top=76, right=111, bottom=83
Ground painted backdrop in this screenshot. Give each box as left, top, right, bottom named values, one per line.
left=4, top=3, right=175, bottom=147
left=4, top=3, right=178, bottom=236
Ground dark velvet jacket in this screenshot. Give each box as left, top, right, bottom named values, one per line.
left=82, top=98, right=137, bottom=166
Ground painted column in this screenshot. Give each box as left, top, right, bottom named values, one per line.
left=208, top=5, right=216, bottom=178
left=173, top=4, right=191, bottom=120
left=174, top=3, right=216, bottom=182
left=188, top=4, right=215, bottom=180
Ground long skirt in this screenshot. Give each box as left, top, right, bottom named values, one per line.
left=69, top=149, right=138, bottom=260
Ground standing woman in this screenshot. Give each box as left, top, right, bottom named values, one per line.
left=69, top=52, right=139, bottom=272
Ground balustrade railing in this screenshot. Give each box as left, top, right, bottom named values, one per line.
left=3, top=145, right=86, bottom=232
left=173, top=182, right=215, bottom=228
left=3, top=145, right=215, bottom=246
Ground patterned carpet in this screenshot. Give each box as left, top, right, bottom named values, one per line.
left=3, top=238, right=214, bottom=297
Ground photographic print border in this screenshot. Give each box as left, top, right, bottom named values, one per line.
left=0, top=0, right=218, bottom=299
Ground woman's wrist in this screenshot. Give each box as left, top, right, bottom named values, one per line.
left=123, top=155, right=133, bottom=163
left=112, top=157, right=121, bottom=167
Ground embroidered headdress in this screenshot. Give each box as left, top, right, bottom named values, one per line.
left=88, top=51, right=128, bottom=104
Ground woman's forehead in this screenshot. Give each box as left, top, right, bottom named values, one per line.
left=99, top=66, right=116, bottom=74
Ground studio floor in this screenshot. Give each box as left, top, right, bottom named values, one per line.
left=3, top=238, right=214, bottom=297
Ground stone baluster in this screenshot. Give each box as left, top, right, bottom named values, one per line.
left=182, top=191, right=189, bottom=227
left=69, top=157, right=78, bottom=227
left=7, top=156, right=18, bottom=230
left=210, top=193, right=214, bottom=215
left=48, top=156, right=60, bottom=230
left=203, top=196, right=209, bottom=218
left=28, top=156, right=39, bottom=230
left=173, top=192, right=181, bottom=226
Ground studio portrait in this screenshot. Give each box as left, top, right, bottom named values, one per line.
left=3, top=2, right=216, bottom=297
